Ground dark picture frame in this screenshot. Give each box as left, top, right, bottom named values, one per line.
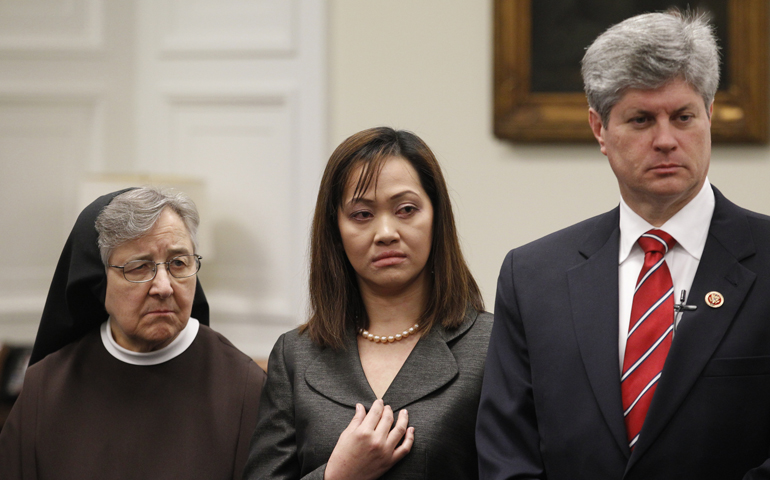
left=493, top=0, right=769, bottom=143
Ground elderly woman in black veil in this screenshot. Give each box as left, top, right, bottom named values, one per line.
left=0, top=186, right=265, bottom=480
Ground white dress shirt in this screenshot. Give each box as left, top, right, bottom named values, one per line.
left=617, top=179, right=715, bottom=369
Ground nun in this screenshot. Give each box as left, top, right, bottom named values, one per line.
left=0, top=186, right=265, bottom=480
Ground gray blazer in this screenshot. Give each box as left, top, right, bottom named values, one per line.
left=243, top=310, right=492, bottom=480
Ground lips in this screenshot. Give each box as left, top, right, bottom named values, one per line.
left=372, top=250, right=407, bottom=267
left=649, top=163, right=683, bottom=175
left=652, top=163, right=679, bottom=168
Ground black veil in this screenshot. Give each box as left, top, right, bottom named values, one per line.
left=29, top=188, right=210, bottom=365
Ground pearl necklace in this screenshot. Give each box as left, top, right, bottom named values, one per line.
left=359, top=323, right=420, bottom=344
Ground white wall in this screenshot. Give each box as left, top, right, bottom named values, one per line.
left=0, top=0, right=326, bottom=358
left=328, top=1, right=770, bottom=308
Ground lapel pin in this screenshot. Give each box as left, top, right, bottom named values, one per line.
left=705, top=291, right=724, bottom=308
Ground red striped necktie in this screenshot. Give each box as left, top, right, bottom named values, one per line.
left=621, top=229, right=676, bottom=450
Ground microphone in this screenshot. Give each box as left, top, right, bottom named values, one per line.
left=674, top=290, right=698, bottom=313
left=673, top=290, right=697, bottom=336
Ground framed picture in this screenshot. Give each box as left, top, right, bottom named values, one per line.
left=493, top=0, right=769, bottom=143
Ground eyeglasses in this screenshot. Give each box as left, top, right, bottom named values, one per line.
left=108, top=254, right=202, bottom=283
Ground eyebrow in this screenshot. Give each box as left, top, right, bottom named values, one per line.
left=346, top=189, right=421, bottom=206
left=629, top=104, right=696, bottom=116
left=129, top=247, right=192, bottom=261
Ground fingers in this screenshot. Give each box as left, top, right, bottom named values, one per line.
left=344, top=403, right=366, bottom=432
left=385, top=409, right=409, bottom=449
left=374, top=404, right=395, bottom=436
left=361, top=399, right=385, bottom=430
left=361, top=401, right=413, bottom=461
left=327, top=402, right=413, bottom=480
left=391, top=426, right=415, bottom=462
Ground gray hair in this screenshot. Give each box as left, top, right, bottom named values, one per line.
left=95, top=186, right=200, bottom=265
left=582, top=10, right=720, bottom=126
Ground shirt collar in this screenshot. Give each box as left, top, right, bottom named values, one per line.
left=619, top=178, right=714, bottom=264
left=101, top=317, right=200, bottom=366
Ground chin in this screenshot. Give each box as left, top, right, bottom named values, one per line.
left=654, top=183, right=698, bottom=199
left=378, top=275, right=424, bottom=293
left=640, top=176, right=697, bottom=196
left=141, top=332, right=179, bottom=351
left=144, top=321, right=184, bottom=343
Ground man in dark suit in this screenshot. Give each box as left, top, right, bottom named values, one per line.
left=477, top=10, right=770, bottom=480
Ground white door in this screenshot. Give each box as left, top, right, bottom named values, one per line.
left=0, top=0, right=327, bottom=358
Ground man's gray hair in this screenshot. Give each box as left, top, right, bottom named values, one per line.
left=582, top=10, right=720, bottom=126
left=95, top=186, right=200, bottom=265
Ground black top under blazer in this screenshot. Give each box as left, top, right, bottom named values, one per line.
left=244, top=310, right=493, bottom=480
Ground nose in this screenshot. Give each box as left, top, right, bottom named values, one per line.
left=374, top=215, right=399, bottom=245
left=148, top=264, right=174, bottom=298
left=652, top=120, right=678, bottom=153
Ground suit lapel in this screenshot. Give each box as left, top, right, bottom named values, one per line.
left=382, top=315, right=471, bottom=411
left=304, top=332, right=377, bottom=408
left=627, top=188, right=757, bottom=469
left=568, top=208, right=630, bottom=456
left=304, top=314, right=472, bottom=411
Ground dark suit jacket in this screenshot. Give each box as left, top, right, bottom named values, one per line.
left=477, top=187, right=770, bottom=480
left=244, top=310, right=492, bottom=480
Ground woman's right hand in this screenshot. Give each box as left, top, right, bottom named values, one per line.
left=324, top=399, right=414, bottom=480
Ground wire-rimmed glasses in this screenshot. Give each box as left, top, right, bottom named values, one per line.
left=108, top=254, right=202, bottom=283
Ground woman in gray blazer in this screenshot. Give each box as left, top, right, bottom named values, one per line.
left=243, top=127, right=492, bottom=480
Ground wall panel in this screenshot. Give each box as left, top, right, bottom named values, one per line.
left=0, top=0, right=103, bottom=52
left=160, top=0, right=296, bottom=56
left=0, top=95, right=99, bottom=341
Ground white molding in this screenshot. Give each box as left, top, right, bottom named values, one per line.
left=0, top=86, right=106, bottom=171
left=159, top=0, right=297, bottom=58
left=0, top=91, right=104, bottom=308
left=162, top=85, right=291, bottom=105
left=0, top=0, right=104, bottom=53
left=0, top=84, right=106, bottom=100
left=149, top=82, right=297, bottom=174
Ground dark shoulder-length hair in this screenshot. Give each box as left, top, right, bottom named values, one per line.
left=300, top=126, right=484, bottom=349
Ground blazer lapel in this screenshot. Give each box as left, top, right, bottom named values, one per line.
left=382, top=316, right=472, bottom=411
left=567, top=208, right=630, bottom=456
left=627, top=188, right=757, bottom=469
left=304, top=314, right=472, bottom=411
left=304, top=332, right=377, bottom=408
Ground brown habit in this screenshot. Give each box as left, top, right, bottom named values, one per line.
left=0, top=325, right=264, bottom=480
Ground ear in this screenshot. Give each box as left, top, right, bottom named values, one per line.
left=588, top=108, right=607, bottom=156
left=708, top=101, right=714, bottom=126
